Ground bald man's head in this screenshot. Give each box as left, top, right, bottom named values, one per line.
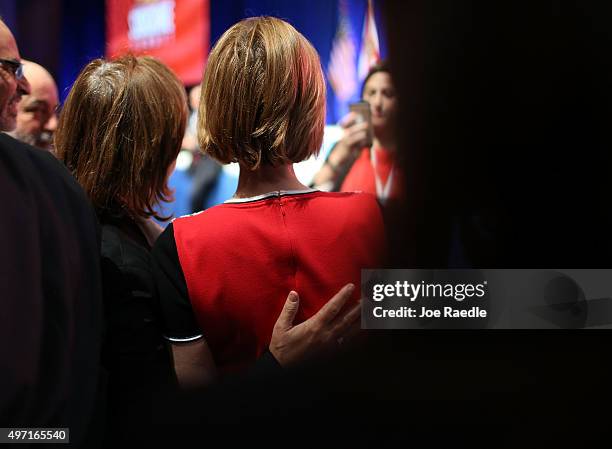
left=10, top=60, right=59, bottom=150
left=0, top=20, right=30, bottom=131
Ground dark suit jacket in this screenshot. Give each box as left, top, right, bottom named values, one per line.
left=0, top=134, right=103, bottom=445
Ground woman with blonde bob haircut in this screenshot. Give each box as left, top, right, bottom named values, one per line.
left=152, top=17, right=386, bottom=383
left=199, top=16, right=325, bottom=169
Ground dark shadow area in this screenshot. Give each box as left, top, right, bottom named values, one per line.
left=151, top=2, right=612, bottom=446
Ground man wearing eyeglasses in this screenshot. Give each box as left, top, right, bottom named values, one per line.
left=0, top=18, right=104, bottom=446
left=0, top=20, right=30, bottom=132
left=8, top=60, right=58, bottom=151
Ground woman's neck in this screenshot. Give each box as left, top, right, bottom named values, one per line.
left=373, top=126, right=397, bottom=152
left=234, top=163, right=308, bottom=198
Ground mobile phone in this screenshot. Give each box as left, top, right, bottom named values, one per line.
left=349, top=101, right=373, bottom=147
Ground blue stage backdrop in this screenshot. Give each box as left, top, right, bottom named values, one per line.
left=1, top=0, right=387, bottom=124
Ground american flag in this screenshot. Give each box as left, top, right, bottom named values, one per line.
left=327, top=0, right=358, bottom=102
left=357, top=0, right=381, bottom=81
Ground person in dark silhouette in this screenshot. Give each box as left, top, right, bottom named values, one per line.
left=0, top=18, right=103, bottom=446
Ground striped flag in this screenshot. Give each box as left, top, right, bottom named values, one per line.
left=327, top=0, right=358, bottom=102
left=357, top=0, right=381, bottom=81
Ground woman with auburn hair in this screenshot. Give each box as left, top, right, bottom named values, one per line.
left=55, top=55, right=187, bottom=443
left=55, top=54, right=360, bottom=440
left=152, top=16, right=386, bottom=384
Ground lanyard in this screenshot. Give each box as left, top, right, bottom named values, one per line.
left=370, top=148, right=394, bottom=205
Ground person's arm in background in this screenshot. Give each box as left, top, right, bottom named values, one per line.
left=312, top=112, right=371, bottom=189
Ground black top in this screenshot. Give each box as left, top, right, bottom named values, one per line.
left=151, top=222, right=202, bottom=341
left=103, top=219, right=281, bottom=431
left=0, top=134, right=103, bottom=445
left=100, top=215, right=175, bottom=379
left=99, top=214, right=177, bottom=443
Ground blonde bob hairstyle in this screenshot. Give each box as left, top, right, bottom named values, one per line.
left=198, top=16, right=326, bottom=169
left=55, top=55, right=187, bottom=219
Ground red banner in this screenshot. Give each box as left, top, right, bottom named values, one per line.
left=106, top=0, right=209, bottom=86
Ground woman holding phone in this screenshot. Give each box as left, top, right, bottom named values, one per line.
left=313, top=61, right=404, bottom=205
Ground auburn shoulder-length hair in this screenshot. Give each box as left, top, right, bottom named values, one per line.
left=199, top=16, right=326, bottom=170
left=55, top=55, right=187, bottom=219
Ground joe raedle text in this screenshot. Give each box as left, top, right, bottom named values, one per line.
left=363, top=277, right=490, bottom=329
left=372, top=305, right=487, bottom=319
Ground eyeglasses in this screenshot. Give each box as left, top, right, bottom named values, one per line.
left=0, top=58, right=24, bottom=80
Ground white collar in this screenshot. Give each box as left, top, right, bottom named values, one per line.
left=224, top=188, right=319, bottom=204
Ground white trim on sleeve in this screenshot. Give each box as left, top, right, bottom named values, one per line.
left=163, top=334, right=204, bottom=343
